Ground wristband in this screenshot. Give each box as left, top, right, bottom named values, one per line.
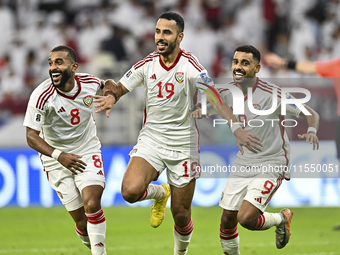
left=231, top=123, right=242, bottom=134
left=100, top=80, right=105, bottom=90
left=287, top=60, right=297, bottom=70
left=307, top=127, right=317, bottom=134
left=51, top=149, right=62, bottom=160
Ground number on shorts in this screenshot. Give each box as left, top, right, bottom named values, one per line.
left=92, top=155, right=102, bottom=168
left=261, top=180, right=274, bottom=194
left=182, top=161, right=199, bottom=177
left=182, top=161, right=189, bottom=177
left=70, top=108, right=80, bottom=125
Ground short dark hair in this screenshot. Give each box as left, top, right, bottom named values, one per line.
left=234, top=45, right=261, bottom=63
left=159, top=12, right=184, bottom=33
left=51, top=45, right=77, bottom=62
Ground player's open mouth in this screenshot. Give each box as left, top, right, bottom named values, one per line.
left=51, top=72, right=62, bottom=81
left=157, top=42, right=168, bottom=50
left=234, top=71, right=245, bottom=78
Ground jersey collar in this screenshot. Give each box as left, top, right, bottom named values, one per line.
left=159, top=49, right=183, bottom=71
left=56, top=76, right=82, bottom=100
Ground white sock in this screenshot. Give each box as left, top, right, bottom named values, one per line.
left=254, top=212, right=283, bottom=230
left=137, top=184, right=165, bottom=201
left=174, top=218, right=193, bottom=255
left=75, top=225, right=91, bottom=249
left=86, top=208, right=107, bottom=255
left=220, top=225, right=240, bottom=255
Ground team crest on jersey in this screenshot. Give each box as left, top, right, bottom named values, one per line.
left=83, top=95, right=93, bottom=107
left=175, top=72, right=184, bottom=83
left=253, top=104, right=260, bottom=110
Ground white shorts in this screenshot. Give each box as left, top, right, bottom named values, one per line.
left=129, top=140, right=200, bottom=188
left=219, top=163, right=284, bottom=212
left=46, top=154, right=105, bottom=211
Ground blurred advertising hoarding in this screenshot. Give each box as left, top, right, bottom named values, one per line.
left=0, top=141, right=339, bottom=208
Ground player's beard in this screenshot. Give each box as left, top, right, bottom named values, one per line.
left=157, top=36, right=178, bottom=57
left=50, top=67, right=72, bottom=88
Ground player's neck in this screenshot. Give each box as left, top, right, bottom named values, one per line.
left=238, top=77, right=257, bottom=96
left=160, top=48, right=181, bottom=67
left=57, top=77, right=76, bottom=93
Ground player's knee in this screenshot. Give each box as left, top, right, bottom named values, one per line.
left=172, top=208, right=190, bottom=226
left=121, top=185, right=141, bottom=203
left=221, top=211, right=238, bottom=229
left=237, top=213, right=256, bottom=230
left=84, top=198, right=101, bottom=213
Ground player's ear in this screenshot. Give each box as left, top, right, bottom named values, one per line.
left=255, top=63, right=261, bottom=73
left=71, top=62, right=78, bottom=72
left=177, top=32, right=184, bottom=43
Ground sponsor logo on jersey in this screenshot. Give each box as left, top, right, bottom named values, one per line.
left=57, top=191, right=63, bottom=199
left=57, top=107, right=66, bottom=113
left=175, top=72, right=184, bottom=83
left=253, top=104, right=260, bottom=110
left=150, top=74, right=157, bottom=79
left=200, top=72, right=212, bottom=84
left=34, top=113, right=42, bottom=123
left=83, top=95, right=93, bottom=107
left=125, top=70, right=133, bottom=80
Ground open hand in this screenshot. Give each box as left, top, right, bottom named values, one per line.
left=234, top=128, right=263, bottom=154
left=93, top=95, right=116, bottom=117
left=298, top=132, right=319, bottom=150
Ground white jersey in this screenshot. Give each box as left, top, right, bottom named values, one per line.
left=23, top=73, right=101, bottom=170
left=120, top=49, right=214, bottom=151
left=209, top=78, right=301, bottom=179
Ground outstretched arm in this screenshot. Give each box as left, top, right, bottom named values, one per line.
left=94, top=80, right=129, bottom=117
left=264, top=53, right=317, bottom=74
left=297, top=105, right=320, bottom=150
left=205, top=90, right=263, bottom=154
left=26, top=127, right=86, bottom=174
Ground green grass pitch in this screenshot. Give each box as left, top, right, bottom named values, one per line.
left=0, top=206, right=339, bottom=255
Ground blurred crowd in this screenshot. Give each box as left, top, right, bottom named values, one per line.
left=0, top=0, right=340, bottom=117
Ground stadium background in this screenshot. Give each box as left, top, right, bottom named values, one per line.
left=0, top=0, right=339, bottom=220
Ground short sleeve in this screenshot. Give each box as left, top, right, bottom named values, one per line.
left=195, top=70, right=215, bottom=90
left=23, top=93, right=45, bottom=131
left=282, top=93, right=302, bottom=117
left=119, top=65, right=144, bottom=92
